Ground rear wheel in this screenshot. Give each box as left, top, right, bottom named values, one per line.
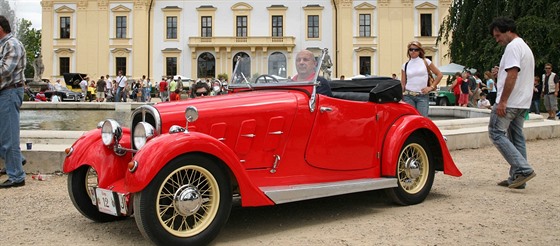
left=386, top=135, right=435, bottom=205
left=134, top=155, right=232, bottom=245
left=68, top=166, right=124, bottom=222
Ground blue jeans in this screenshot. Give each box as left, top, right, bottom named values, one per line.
left=530, top=99, right=540, bottom=114
left=115, top=86, right=126, bottom=102
left=142, top=88, right=150, bottom=102
left=403, top=94, right=429, bottom=117
left=0, top=87, right=25, bottom=182
left=488, top=105, right=533, bottom=184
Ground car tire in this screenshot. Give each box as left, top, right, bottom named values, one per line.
left=386, top=135, right=435, bottom=205
left=68, top=165, right=125, bottom=222
left=134, top=154, right=232, bottom=246
left=439, top=97, right=449, bottom=106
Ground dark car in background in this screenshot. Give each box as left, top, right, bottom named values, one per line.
left=63, top=73, right=96, bottom=101
left=44, top=87, right=84, bottom=101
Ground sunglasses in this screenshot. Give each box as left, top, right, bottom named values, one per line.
left=545, top=67, right=552, bottom=69
left=408, top=48, right=420, bottom=52
left=195, top=92, right=208, bottom=96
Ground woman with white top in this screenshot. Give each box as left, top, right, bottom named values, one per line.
left=484, top=71, right=497, bottom=106
left=400, top=41, right=443, bottom=117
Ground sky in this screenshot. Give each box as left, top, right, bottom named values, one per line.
left=10, top=0, right=43, bottom=30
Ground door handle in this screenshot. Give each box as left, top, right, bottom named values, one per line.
left=320, top=107, right=333, bottom=113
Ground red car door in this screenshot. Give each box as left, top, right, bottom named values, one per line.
left=305, top=96, right=379, bottom=171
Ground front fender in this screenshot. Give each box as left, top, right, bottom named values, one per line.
left=126, top=132, right=274, bottom=207
left=63, top=129, right=133, bottom=187
left=381, top=115, right=462, bottom=177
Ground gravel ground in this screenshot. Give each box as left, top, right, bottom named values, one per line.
left=0, top=138, right=558, bottom=245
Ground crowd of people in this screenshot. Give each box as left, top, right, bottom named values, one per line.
left=442, top=59, right=558, bottom=119
left=37, top=70, right=230, bottom=103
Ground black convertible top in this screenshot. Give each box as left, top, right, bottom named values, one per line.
left=329, top=77, right=399, bottom=92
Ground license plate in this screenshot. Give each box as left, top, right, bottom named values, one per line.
left=95, top=188, right=118, bottom=216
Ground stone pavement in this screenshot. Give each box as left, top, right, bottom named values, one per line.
left=2, top=104, right=560, bottom=174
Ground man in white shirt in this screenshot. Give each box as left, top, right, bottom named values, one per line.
left=115, top=70, right=127, bottom=102
left=105, top=74, right=113, bottom=101
left=79, top=77, right=88, bottom=102
left=488, top=17, right=536, bottom=189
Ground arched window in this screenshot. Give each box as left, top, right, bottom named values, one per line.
left=197, top=52, right=216, bottom=78
left=268, top=52, right=287, bottom=78
left=232, top=52, right=251, bottom=80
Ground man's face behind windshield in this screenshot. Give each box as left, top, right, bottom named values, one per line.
left=295, top=51, right=317, bottom=79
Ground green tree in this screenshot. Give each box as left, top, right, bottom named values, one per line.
left=0, top=0, right=16, bottom=31
left=0, top=0, right=43, bottom=79
left=438, top=0, right=560, bottom=75
left=16, top=19, right=42, bottom=78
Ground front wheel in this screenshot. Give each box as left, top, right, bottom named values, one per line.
left=134, top=155, right=232, bottom=246
left=439, top=97, right=449, bottom=106
left=68, top=165, right=124, bottom=222
left=386, top=135, right=435, bottom=205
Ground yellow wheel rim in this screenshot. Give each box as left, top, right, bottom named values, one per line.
left=156, top=165, right=220, bottom=237
left=85, top=167, right=98, bottom=199
left=397, top=143, right=429, bottom=194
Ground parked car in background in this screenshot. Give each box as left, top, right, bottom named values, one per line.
left=63, top=49, right=461, bottom=245
left=44, top=87, right=84, bottom=102
left=63, top=73, right=96, bottom=101
left=434, top=86, right=456, bottom=106
left=173, top=75, right=194, bottom=91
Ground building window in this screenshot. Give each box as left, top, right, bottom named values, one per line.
left=307, top=15, right=319, bottom=38
left=59, top=57, right=70, bottom=75
left=166, top=57, right=177, bottom=76
left=197, top=52, right=215, bottom=78
left=232, top=52, right=250, bottom=82
left=116, top=16, right=127, bottom=38
left=236, top=16, right=247, bottom=37
left=359, top=56, right=371, bottom=76
left=268, top=52, right=287, bottom=78
left=272, top=15, right=283, bottom=37
left=359, top=14, right=371, bottom=37
left=420, top=14, right=432, bottom=36
left=201, top=16, right=212, bottom=37
left=60, top=17, right=70, bottom=39
left=116, top=57, right=127, bottom=75
left=166, top=16, right=177, bottom=39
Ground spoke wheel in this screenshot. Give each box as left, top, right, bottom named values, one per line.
left=68, top=166, right=125, bottom=222
left=386, top=135, right=435, bottom=205
left=134, top=155, right=232, bottom=245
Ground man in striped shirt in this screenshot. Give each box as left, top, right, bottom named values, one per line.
left=0, top=15, right=27, bottom=188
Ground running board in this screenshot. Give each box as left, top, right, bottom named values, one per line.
left=260, top=178, right=397, bottom=204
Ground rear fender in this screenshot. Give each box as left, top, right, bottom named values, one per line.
left=63, top=129, right=133, bottom=187
left=381, top=115, right=462, bottom=177
left=126, top=132, right=274, bottom=207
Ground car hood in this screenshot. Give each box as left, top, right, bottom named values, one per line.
left=152, top=90, right=303, bottom=134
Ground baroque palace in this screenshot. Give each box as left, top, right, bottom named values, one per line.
left=40, top=0, right=451, bottom=81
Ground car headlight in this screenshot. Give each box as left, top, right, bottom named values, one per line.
left=101, top=119, right=122, bottom=146
left=133, top=122, right=155, bottom=149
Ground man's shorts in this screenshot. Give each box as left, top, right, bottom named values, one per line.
left=543, top=94, right=558, bottom=111
left=96, top=92, right=106, bottom=99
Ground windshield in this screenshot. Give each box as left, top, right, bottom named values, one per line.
left=229, top=48, right=328, bottom=88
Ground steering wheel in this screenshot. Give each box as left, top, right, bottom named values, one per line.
left=255, top=75, right=279, bottom=83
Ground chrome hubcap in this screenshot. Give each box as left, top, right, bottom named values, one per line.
left=173, top=184, right=202, bottom=216
left=404, top=158, right=421, bottom=179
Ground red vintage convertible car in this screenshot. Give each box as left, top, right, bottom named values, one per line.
left=63, top=50, right=461, bottom=245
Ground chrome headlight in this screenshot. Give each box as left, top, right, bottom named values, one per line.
left=185, top=106, right=199, bottom=122
left=133, top=122, right=155, bottom=149
left=101, top=119, right=122, bottom=146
